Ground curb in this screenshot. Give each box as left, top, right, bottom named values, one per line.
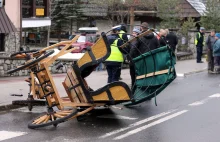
left=177, top=68, right=207, bottom=78
left=0, top=104, right=22, bottom=111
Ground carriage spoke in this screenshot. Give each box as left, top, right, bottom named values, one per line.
left=33, top=115, right=47, bottom=124
left=56, top=112, right=70, bottom=116
left=54, top=113, right=65, bottom=118
left=43, top=115, right=50, bottom=123
left=35, top=115, right=48, bottom=124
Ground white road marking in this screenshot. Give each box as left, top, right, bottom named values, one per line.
left=97, top=115, right=138, bottom=120
left=113, top=110, right=188, bottom=140
left=0, top=131, right=27, bottom=141
left=99, top=109, right=177, bottom=139
left=189, top=93, right=220, bottom=107
left=176, top=73, right=185, bottom=77
left=188, top=100, right=206, bottom=106
left=209, top=93, right=220, bottom=98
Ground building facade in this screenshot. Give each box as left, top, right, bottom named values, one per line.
left=0, top=0, right=51, bottom=77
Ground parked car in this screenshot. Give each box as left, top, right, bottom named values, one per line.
left=51, top=27, right=99, bottom=53
left=58, top=34, right=96, bottom=53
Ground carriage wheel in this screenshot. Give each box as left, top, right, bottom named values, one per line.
left=28, top=108, right=77, bottom=129
left=7, top=50, right=54, bottom=74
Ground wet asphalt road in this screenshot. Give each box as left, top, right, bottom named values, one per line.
left=1, top=72, right=220, bottom=142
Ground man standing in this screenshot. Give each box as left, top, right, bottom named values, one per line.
left=105, top=27, right=124, bottom=83
left=166, top=30, right=178, bottom=52
left=129, top=22, right=159, bottom=93
left=206, top=29, right=216, bottom=73
left=195, top=27, right=205, bottom=63
left=128, top=28, right=141, bottom=89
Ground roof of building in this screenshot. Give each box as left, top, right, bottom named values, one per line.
left=0, top=8, right=17, bottom=33
left=179, top=0, right=206, bottom=17
left=187, top=0, right=206, bottom=15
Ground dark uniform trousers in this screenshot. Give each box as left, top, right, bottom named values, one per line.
left=196, top=46, right=203, bottom=62
left=106, top=65, right=121, bottom=83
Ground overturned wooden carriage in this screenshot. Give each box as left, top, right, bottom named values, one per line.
left=7, top=30, right=176, bottom=129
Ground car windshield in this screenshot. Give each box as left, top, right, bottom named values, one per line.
left=86, top=35, right=97, bottom=43
left=77, top=36, right=86, bottom=42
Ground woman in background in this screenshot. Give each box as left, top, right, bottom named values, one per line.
left=213, top=33, right=220, bottom=73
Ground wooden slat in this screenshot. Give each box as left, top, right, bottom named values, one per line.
left=64, top=71, right=80, bottom=103
left=136, top=69, right=170, bottom=80
left=30, top=72, right=36, bottom=98
left=45, top=36, right=80, bottom=66
left=69, top=68, right=87, bottom=102
left=67, top=70, right=85, bottom=103
left=61, top=102, right=93, bottom=107
left=38, top=63, right=62, bottom=109
left=62, top=81, right=74, bottom=102
left=69, top=106, right=95, bottom=120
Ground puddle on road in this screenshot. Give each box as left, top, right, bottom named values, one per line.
left=11, top=106, right=47, bottom=113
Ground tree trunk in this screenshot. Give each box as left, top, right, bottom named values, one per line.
left=58, top=24, right=61, bottom=42
left=110, top=14, right=116, bottom=26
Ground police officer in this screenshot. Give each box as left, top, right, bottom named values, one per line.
left=105, top=27, right=124, bottom=83
left=195, top=27, right=205, bottom=63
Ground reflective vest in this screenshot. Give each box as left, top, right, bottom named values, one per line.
left=119, top=30, right=125, bottom=39
left=106, top=39, right=123, bottom=62
left=195, top=32, right=205, bottom=46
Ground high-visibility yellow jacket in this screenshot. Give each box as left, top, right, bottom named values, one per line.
left=119, top=30, right=125, bottom=39
left=106, top=38, right=123, bottom=62
left=195, top=32, right=205, bottom=46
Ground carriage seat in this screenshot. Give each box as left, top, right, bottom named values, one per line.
left=62, top=65, right=132, bottom=105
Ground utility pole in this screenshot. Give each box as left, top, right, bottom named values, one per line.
left=129, top=6, right=134, bottom=34
left=129, top=0, right=139, bottom=34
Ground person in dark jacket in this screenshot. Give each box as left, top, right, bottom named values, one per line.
left=129, top=22, right=159, bottom=93
left=130, top=22, right=159, bottom=59
left=206, top=29, right=216, bottom=73
left=166, top=30, right=178, bottom=52
left=195, top=27, right=205, bottom=63
left=128, top=28, right=141, bottom=89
